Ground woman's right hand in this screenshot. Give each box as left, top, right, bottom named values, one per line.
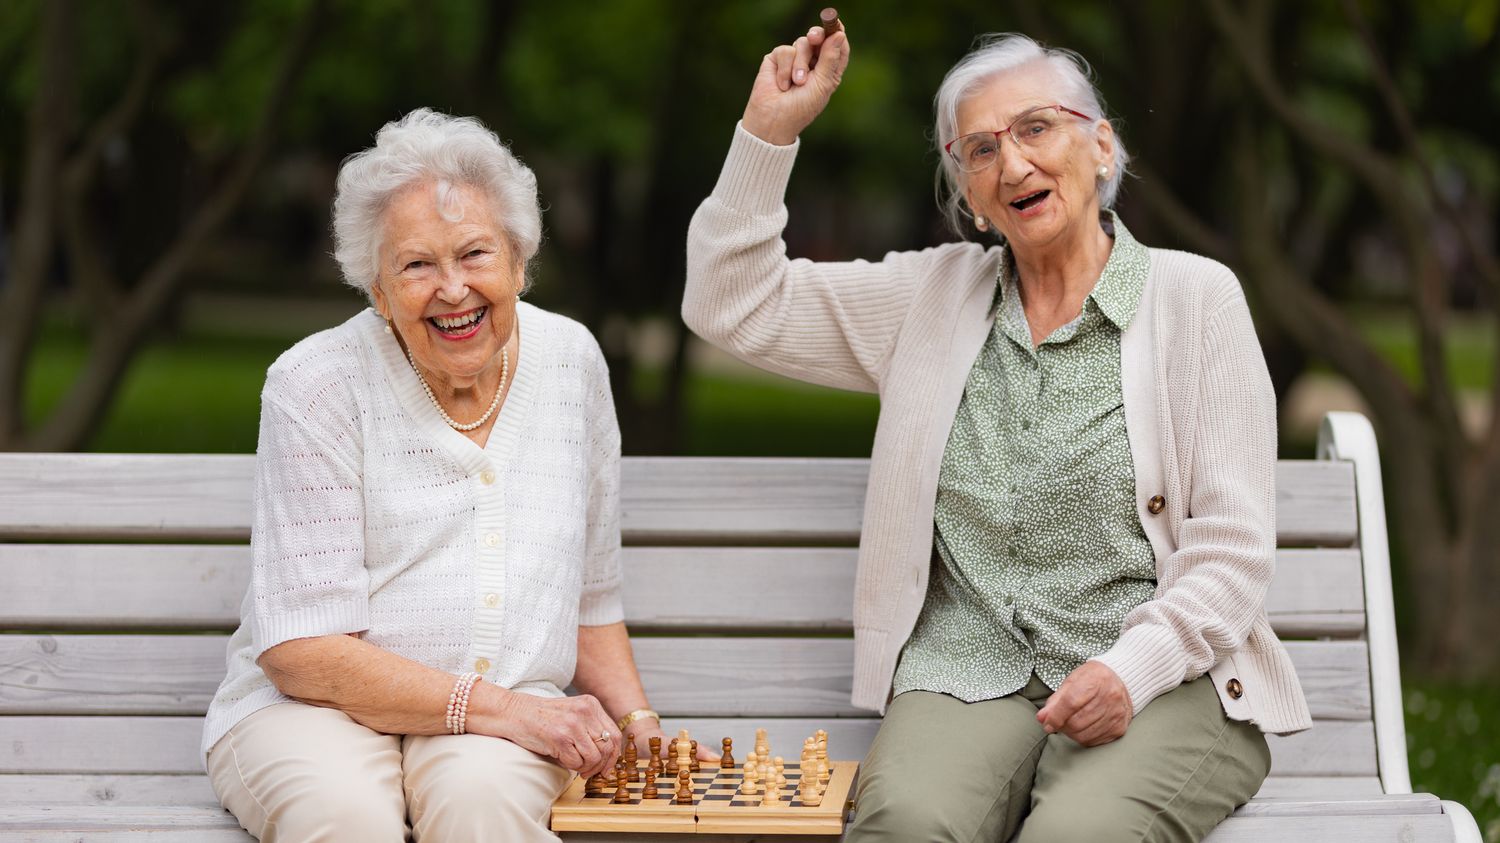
left=742, top=23, right=851, bottom=146
left=490, top=689, right=622, bottom=779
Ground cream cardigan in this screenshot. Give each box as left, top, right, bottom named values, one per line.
left=683, top=125, right=1311, bottom=735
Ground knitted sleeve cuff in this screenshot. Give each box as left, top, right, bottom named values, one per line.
left=708, top=122, right=801, bottom=217
left=1089, top=623, right=1188, bottom=715
left=578, top=585, right=625, bottom=627
left=250, top=598, right=370, bottom=660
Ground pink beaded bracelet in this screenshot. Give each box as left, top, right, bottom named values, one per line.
left=445, top=672, right=481, bottom=735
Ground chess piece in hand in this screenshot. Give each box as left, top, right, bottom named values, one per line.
left=741, top=17, right=851, bottom=146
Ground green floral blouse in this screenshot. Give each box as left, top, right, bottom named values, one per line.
left=893, top=215, right=1158, bottom=701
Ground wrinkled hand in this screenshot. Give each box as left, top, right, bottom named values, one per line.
left=499, top=692, right=621, bottom=778
left=741, top=23, right=851, bottom=146
left=1036, top=661, right=1133, bottom=747
left=626, top=719, right=721, bottom=763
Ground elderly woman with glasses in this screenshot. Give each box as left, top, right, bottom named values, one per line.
left=201, top=109, right=688, bottom=843
left=683, top=29, right=1311, bottom=843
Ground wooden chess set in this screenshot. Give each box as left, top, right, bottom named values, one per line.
left=550, top=727, right=858, bottom=835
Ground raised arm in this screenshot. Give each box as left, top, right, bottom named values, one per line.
left=685, top=22, right=953, bottom=394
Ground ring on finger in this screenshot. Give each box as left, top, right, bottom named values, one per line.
left=593, top=731, right=610, bottom=743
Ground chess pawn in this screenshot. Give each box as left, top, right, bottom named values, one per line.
left=773, top=756, right=786, bottom=788
left=665, top=742, right=679, bottom=777
left=802, top=737, right=816, bottom=764
left=675, top=767, right=693, bottom=804
left=720, top=737, right=735, bottom=770
left=739, top=757, right=759, bottom=795
left=755, top=727, right=769, bottom=761
left=816, top=756, right=830, bottom=786
left=642, top=768, right=658, bottom=800
left=690, top=739, right=701, bottom=772
left=801, top=776, right=823, bottom=807
left=586, top=770, right=606, bottom=795
left=613, top=767, right=631, bottom=804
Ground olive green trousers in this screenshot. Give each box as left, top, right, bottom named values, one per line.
left=845, top=675, right=1270, bottom=843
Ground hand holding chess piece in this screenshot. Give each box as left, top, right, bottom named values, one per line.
left=741, top=6, right=851, bottom=146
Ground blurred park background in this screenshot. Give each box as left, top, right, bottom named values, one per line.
left=2, top=0, right=1497, bottom=835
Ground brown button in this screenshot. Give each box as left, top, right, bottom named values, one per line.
left=1147, top=495, right=1166, bottom=515
left=1226, top=678, right=1243, bottom=700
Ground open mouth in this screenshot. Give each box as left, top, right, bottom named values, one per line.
left=1010, top=190, right=1050, bottom=211
left=429, top=306, right=487, bottom=338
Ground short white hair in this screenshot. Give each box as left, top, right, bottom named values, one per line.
left=332, top=108, right=542, bottom=300
left=933, top=34, right=1130, bottom=236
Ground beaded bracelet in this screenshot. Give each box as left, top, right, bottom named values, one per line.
left=445, top=672, right=482, bottom=735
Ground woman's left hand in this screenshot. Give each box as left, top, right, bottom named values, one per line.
left=1036, top=661, right=1133, bottom=747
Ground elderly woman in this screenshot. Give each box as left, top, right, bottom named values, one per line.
left=203, top=109, right=679, bottom=842
left=684, top=29, right=1312, bottom=843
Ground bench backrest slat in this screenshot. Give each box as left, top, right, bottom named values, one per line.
left=0, top=635, right=1372, bottom=722
left=0, top=714, right=1375, bottom=778
left=0, top=456, right=1356, bottom=547
left=0, top=544, right=1364, bottom=638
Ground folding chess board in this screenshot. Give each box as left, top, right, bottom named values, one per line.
left=549, top=760, right=858, bottom=834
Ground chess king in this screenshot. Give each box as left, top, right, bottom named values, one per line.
left=683, top=18, right=1312, bottom=843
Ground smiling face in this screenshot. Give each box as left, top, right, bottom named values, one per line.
left=957, top=61, right=1114, bottom=258
left=370, top=180, right=522, bottom=391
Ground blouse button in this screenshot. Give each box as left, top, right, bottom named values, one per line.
left=1226, top=678, right=1244, bottom=700
left=1147, top=495, right=1166, bottom=515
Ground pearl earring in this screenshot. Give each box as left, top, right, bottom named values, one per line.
left=975, top=215, right=988, bottom=231
left=384, top=319, right=393, bottom=335
left=1097, top=165, right=1109, bottom=180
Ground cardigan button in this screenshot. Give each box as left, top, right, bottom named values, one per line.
left=1147, top=495, right=1166, bottom=515
left=1226, top=678, right=1244, bottom=700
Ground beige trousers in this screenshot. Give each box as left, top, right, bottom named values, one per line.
left=207, top=702, right=572, bottom=842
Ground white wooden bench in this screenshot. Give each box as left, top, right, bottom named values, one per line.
left=0, top=411, right=1481, bottom=841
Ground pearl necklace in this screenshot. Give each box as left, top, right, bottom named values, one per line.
left=407, top=346, right=508, bottom=432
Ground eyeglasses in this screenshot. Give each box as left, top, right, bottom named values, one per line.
left=944, top=105, right=1094, bottom=174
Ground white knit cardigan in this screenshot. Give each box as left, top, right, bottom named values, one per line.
left=683, top=125, right=1311, bottom=735
left=202, top=303, right=625, bottom=759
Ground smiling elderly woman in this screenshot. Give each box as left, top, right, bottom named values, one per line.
left=683, top=31, right=1313, bottom=843
left=202, top=109, right=675, bottom=843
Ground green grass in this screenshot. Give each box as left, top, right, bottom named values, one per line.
left=18, top=323, right=1500, bottom=837
left=1406, top=682, right=1500, bottom=842
left=1348, top=307, right=1496, bottom=391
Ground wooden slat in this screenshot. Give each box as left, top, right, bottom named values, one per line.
left=0, top=810, right=1455, bottom=843
left=0, top=715, right=1373, bottom=777
left=0, top=773, right=1395, bottom=809
left=0, top=772, right=1391, bottom=811
left=1253, top=777, right=1384, bottom=798
left=0, top=454, right=255, bottom=541
left=1267, top=721, right=1378, bottom=777
left=0, top=455, right=1357, bottom=547
left=1266, top=549, right=1365, bottom=638
left=0, top=544, right=1363, bottom=637
left=1274, top=461, right=1359, bottom=547
left=0, top=635, right=1371, bottom=722
left=0, top=774, right=219, bottom=806
left=1201, top=814, right=1452, bottom=842
left=1231, top=793, right=1440, bottom=817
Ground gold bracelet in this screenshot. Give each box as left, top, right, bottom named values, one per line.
left=616, top=708, right=659, bottom=732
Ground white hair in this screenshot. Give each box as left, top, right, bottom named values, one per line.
left=933, top=34, right=1130, bottom=236
left=332, top=108, right=542, bottom=300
